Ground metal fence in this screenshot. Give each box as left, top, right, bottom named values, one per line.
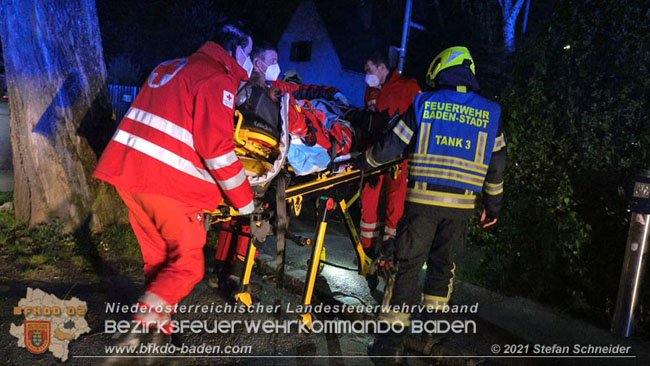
left=108, top=84, right=140, bottom=121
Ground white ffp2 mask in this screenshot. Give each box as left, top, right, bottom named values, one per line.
left=365, top=73, right=380, bottom=88
left=264, top=63, right=281, bottom=81
left=237, top=47, right=253, bottom=77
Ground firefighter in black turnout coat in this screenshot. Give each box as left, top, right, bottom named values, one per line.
left=362, top=47, right=506, bottom=363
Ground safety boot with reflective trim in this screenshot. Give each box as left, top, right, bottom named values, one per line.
left=411, top=300, right=450, bottom=355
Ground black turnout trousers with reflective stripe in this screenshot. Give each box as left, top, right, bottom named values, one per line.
left=390, top=201, right=467, bottom=308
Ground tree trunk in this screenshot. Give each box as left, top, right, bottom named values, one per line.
left=499, top=0, right=526, bottom=54
left=0, top=0, right=124, bottom=231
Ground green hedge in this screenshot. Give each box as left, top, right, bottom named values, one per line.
left=468, top=0, right=650, bottom=326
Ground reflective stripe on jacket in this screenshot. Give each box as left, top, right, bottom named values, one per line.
left=363, top=86, right=505, bottom=217
left=94, top=42, right=254, bottom=212
left=409, top=89, right=501, bottom=192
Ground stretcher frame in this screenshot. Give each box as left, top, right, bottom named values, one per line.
left=207, top=159, right=403, bottom=329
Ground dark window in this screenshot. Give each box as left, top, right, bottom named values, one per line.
left=290, top=41, right=312, bottom=62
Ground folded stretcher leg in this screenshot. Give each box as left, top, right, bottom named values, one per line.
left=234, top=236, right=257, bottom=307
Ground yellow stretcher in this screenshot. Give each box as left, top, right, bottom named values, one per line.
left=205, top=96, right=402, bottom=329
left=206, top=160, right=402, bottom=329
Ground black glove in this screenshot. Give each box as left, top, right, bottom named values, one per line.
left=373, top=238, right=397, bottom=276
left=378, top=238, right=396, bottom=262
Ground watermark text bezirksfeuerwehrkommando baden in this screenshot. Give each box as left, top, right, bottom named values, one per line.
left=104, top=301, right=480, bottom=336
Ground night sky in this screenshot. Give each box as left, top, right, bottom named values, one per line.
left=95, top=0, right=553, bottom=96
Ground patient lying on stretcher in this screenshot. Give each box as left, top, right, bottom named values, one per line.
left=234, top=75, right=389, bottom=178
left=210, top=76, right=391, bottom=296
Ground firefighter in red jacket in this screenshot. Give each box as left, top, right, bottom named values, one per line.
left=360, top=52, right=420, bottom=251
left=211, top=42, right=349, bottom=293
left=95, top=23, right=256, bottom=361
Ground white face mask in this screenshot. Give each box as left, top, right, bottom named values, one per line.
left=237, top=47, right=253, bottom=77
left=365, top=73, right=380, bottom=88
left=262, top=62, right=281, bottom=82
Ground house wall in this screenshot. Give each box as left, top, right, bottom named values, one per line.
left=277, top=0, right=366, bottom=107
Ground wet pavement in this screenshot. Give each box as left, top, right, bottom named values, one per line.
left=0, top=185, right=645, bottom=364
left=0, top=269, right=377, bottom=365
left=257, top=210, right=643, bottom=366
left=257, top=213, right=528, bottom=365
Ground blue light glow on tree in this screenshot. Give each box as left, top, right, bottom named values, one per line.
left=0, top=0, right=122, bottom=229
left=498, top=0, right=527, bottom=54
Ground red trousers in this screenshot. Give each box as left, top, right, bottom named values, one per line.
left=360, top=160, right=408, bottom=249
left=215, top=220, right=257, bottom=264
left=117, top=188, right=207, bottom=307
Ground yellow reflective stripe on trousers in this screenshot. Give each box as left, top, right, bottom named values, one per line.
left=378, top=311, right=411, bottom=326
left=422, top=295, right=449, bottom=311
left=484, top=181, right=504, bottom=195
left=406, top=188, right=476, bottom=209
left=409, top=154, right=488, bottom=175
left=493, top=133, right=506, bottom=152
left=113, top=129, right=216, bottom=183
left=126, top=107, right=194, bottom=149
left=423, top=263, right=455, bottom=310
left=408, top=166, right=484, bottom=187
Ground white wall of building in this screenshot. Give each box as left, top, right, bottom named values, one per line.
left=277, top=0, right=366, bottom=106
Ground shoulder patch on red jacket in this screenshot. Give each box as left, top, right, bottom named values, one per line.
left=223, top=90, right=234, bottom=109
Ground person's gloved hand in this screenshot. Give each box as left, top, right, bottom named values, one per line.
left=333, top=92, right=349, bottom=106
left=377, top=238, right=396, bottom=263
left=374, top=238, right=397, bottom=276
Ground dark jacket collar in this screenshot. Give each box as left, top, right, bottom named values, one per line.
left=197, top=41, right=249, bottom=82
left=436, top=65, right=480, bottom=91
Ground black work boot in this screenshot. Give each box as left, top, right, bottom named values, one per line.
left=208, top=259, right=240, bottom=298
left=408, top=311, right=446, bottom=355
left=102, top=322, right=150, bottom=366
left=367, top=331, right=406, bottom=366
left=142, top=329, right=178, bottom=366
left=208, top=260, right=230, bottom=289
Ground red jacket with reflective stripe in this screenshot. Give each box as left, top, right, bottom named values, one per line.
left=94, top=42, right=254, bottom=211
left=367, top=70, right=421, bottom=118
